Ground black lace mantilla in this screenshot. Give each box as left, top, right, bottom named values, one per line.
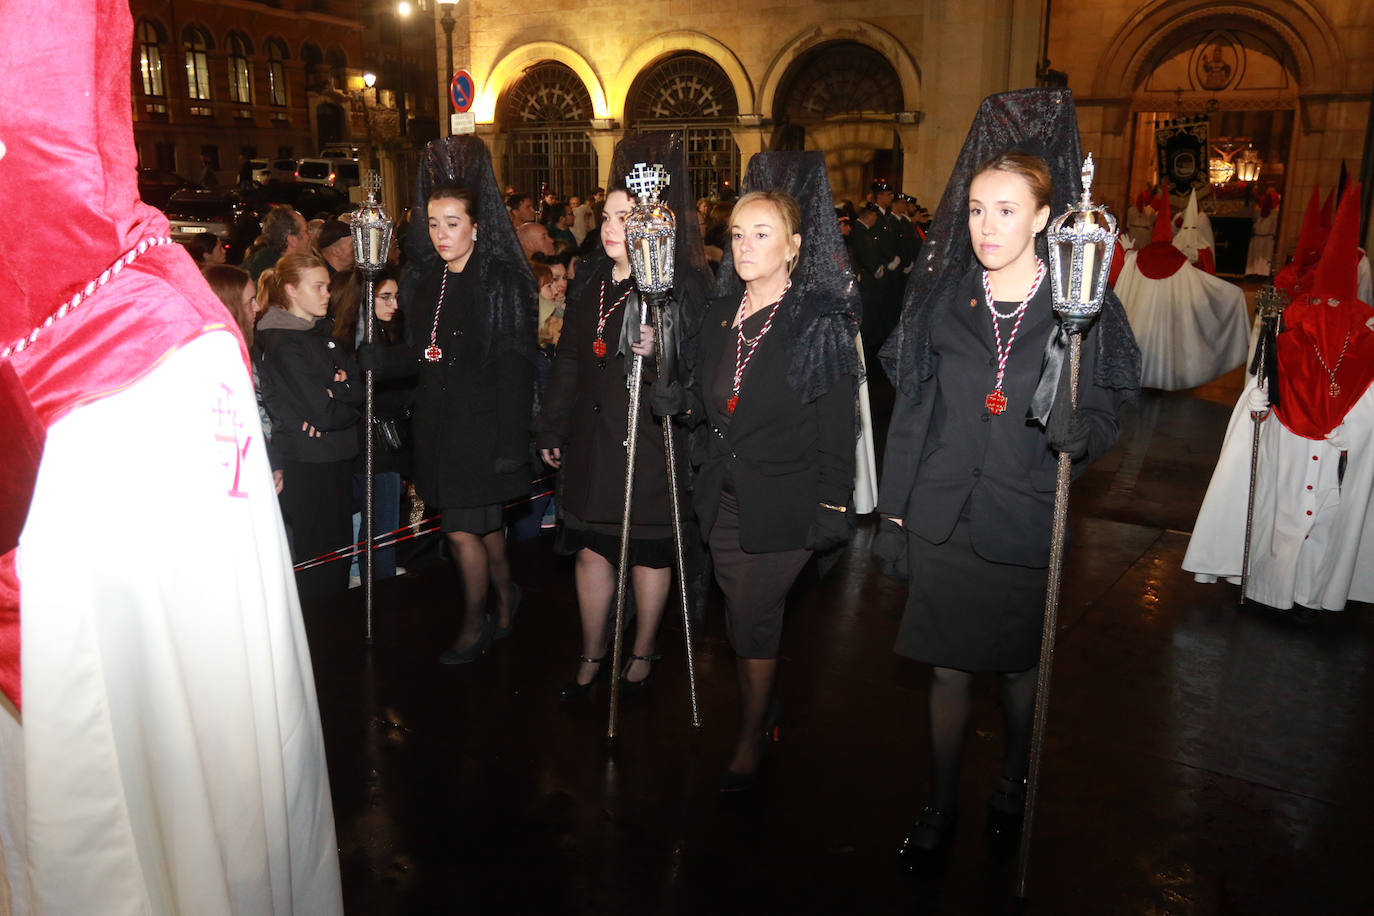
left=401, top=135, right=537, bottom=366
left=877, top=89, right=1140, bottom=407
left=710, top=150, right=862, bottom=404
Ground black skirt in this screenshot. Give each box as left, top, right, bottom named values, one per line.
left=895, top=514, right=1047, bottom=672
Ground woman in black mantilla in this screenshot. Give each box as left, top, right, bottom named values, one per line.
left=400, top=138, right=537, bottom=665
left=876, top=90, right=1140, bottom=860
left=533, top=132, right=710, bottom=702
left=686, top=154, right=861, bottom=791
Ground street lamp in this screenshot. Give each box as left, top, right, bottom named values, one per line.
left=439, top=0, right=458, bottom=101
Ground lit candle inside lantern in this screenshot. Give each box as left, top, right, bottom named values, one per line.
left=369, top=227, right=381, bottom=264
left=1078, top=219, right=1096, bottom=304
left=640, top=238, right=653, bottom=285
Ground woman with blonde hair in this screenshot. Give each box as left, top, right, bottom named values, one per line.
left=255, top=252, right=364, bottom=598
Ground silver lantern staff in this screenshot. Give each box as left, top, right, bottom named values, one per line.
left=350, top=170, right=395, bottom=644
left=1016, top=154, right=1116, bottom=898
left=1241, top=284, right=1286, bottom=604
left=621, top=162, right=703, bottom=736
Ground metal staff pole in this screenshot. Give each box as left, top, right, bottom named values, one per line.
left=607, top=295, right=647, bottom=740
left=652, top=299, right=702, bottom=728
left=1240, top=285, right=1285, bottom=604
left=1016, top=155, right=1116, bottom=899
left=349, top=171, right=395, bottom=644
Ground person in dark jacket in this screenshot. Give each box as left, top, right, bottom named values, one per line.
left=533, top=185, right=670, bottom=699
left=255, top=252, right=364, bottom=599
left=876, top=135, right=1138, bottom=860
left=685, top=172, right=859, bottom=791
left=412, top=182, right=536, bottom=664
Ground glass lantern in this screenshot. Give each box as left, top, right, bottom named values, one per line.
left=623, top=161, right=676, bottom=297
left=1235, top=146, right=1262, bottom=183
left=350, top=170, right=393, bottom=275
left=1046, top=154, right=1118, bottom=330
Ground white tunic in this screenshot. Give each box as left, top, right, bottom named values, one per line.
left=2, top=331, right=343, bottom=915
left=1183, top=375, right=1374, bottom=610
left=1114, top=249, right=1251, bottom=390
left=1245, top=206, right=1279, bottom=276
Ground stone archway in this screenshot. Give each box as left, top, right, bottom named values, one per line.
left=474, top=42, right=607, bottom=125
left=611, top=31, right=754, bottom=121
left=758, top=20, right=921, bottom=122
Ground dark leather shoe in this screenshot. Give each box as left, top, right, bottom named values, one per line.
left=438, top=615, right=493, bottom=665
left=492, top=584, right=523, bottom=640
left=617, top=653, right=661, bottom=696
left=559, top=656, right=605, bottom=701
left=898, top=806, right=956, bottom=866
left=985, top=776, right=1026, bottom=841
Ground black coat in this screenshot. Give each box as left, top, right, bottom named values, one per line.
left=690, top=291, right=856, bottom=553
left=877, top=267, right=1121, bottom=567
left=409, top=263, right=534, bottom=509
left=255, top=313, right=363, bottom=464
left=532, top=261, right=671, bottom=529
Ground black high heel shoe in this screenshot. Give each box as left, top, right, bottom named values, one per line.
left=984, top=775, right=1027, bottom=841
left=617, top=653, right=661, bottom=696
left=492, top=584, right=523, bottom=641
left=558, top=656, right=605, bottom=702
left=898, top=806, right=957, bottom=867
left=719, top=696, right=782, bottom=793
left=438, top=614, right=493, bottom=665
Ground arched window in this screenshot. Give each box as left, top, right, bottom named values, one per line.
left=499, top=61, right=597, bottom=198
left=774, top=41, right=903, bottom=124
left=302, top=42, right=324, bottom=93
left=266, top=38, right=290, bottom=108
left=325, top=46, right=348, bottom=90
left=228, top=33, right=254, bottom=110
left=183, top=25, right=213, bottom=115
left=627, top=53, right=741, bottom=200
left=137, top=20, right=166, bottom=97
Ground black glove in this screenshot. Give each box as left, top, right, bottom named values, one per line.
left=494, top=457, right=524, bottom=474
left=356, top=342, right=385, bottom=373
left=650, top=379, right=688, bottom=418
left=873, top=516, right=909, bottom=580
left=1046, top=408, right=1089, bottom=460
left=805, top=503, right=852, bottom=552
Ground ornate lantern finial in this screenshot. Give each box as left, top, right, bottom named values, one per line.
left=350, top=169, right=393, bottom=274
left=624, top=162, right=676, bottom=295
left=1255, top=284, right=1287, bottom=321
left=1046, top=153, right=1118, bottom=330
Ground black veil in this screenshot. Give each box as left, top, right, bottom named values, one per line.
left=877, top=89, right=1139, bottom=405
left=400, top=135, right=537, bottom=365
left=711, top=151, right=862, bottom=404
left=565, top=131, right=712, bottom=328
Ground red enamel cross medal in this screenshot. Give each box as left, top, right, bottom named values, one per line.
left=725, top=395, right=739, bottom=414
left=985, top=389, right=1008, bottom=415
left=424, top=345, right=443, bottom=362
left=592, top=337, right=608, bottom=358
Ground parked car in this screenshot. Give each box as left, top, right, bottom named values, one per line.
left=163, top=189, right=263, bottom=263
left=246, top=158, right=272, bottom=184
left=265, top=158, right=299, bottom=184
left=295, top=157, right=360, bottom=190
left=254, top=183, right=351, bottom=219
left=318, top=146, right=359, bottom=161
left=137, top=168, right=194, bottom=210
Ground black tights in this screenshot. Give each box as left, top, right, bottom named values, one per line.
left=926, top=665, right=1038, bottom=811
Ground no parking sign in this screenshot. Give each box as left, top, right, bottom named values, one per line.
left=450, top=69, right=475, bottom=113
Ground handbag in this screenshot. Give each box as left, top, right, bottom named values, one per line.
left=372, top=415, right=409, bottom=452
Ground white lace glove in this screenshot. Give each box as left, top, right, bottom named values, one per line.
left=874, top=265, right=886, bottom=279
left=888, top=256, right=902, bottom=271
left=1244, top=383, right=1269, bottom=415
left=1326, top=423, right=1349, bottom=450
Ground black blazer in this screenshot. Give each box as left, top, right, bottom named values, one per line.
left=877, top=267, right=1121, bottom=567
left=690, top=291, right=856, bottom=553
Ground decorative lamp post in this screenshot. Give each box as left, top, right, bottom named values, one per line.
left=1017, top=153, right=1117, bottom=896
left=438, top=0, right=458, bottom=117
left=350, top=170, right=394, bottom=643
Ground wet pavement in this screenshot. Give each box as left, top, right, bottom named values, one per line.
left=303, top=338, right=1374, bottom=914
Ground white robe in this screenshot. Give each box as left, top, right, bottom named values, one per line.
left=2, top=331, right=343, bottom=915
left=1359, top=253, right=1372, bottom=308
left=1245, top=206, right=1278, bottom=276
left=1114, top=249, right=1251, bottom=390
left=1182, top=375, right=1374, bottom=610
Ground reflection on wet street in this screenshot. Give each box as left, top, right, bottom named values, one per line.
left=305, top=361, right=1373, bottom=914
